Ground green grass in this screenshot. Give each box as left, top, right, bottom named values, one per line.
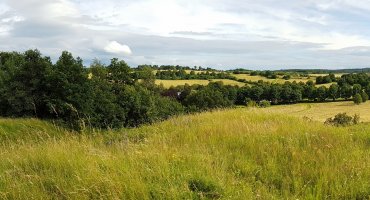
left=0, top=109, right=369, bottom=199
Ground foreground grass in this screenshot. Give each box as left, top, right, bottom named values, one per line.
left=0, top=110, right=369, bottom=199
left=265, top=101, right=370, bottom=122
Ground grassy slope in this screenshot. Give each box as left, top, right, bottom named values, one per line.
left=0, top=110, right=369, bottom=199
left=265, top=101, right=370, bottom=122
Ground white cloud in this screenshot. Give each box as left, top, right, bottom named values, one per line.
left=104, top=41, right=132, bottom=55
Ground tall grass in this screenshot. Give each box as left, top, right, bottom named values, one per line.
left=0, top=109, right=369, bottom=199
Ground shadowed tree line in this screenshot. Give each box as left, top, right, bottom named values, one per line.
left=1, top=50, right=370, bottom=130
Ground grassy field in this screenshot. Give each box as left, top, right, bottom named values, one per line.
left=232, top=74, right=315, bottom=84
left=0, top=109, right=369, bottom=199
left=309, top=73, right=345, bottom=77
left=155, top=79, right=246, bottom=88
left=264, top=101, right=370, bottom=122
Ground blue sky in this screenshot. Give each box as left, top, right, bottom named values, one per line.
left=1, top=0, right=370, bottom=69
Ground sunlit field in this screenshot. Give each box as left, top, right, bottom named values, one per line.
left=0, top=109, right=369, bottom=199
left=264, top=101, right=370, bottom=122
left=232, top=74, right=315, bottom=83
left=155, top=79, right=246, bottom=88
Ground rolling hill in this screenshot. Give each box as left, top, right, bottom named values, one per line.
left=0, top=109, right=369, bottom=199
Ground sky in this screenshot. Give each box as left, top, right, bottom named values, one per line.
left=2, top=0, right=370, bottom=69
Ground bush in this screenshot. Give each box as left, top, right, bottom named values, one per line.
left=353, top=93, right=363, bottom=105
left=361, top=91, right=368, bottom=103
left=188, top=179, right=222, bottom=199
left=245, top=98, right=257, bottom=107
left=325, top=113, right=360, bottom=126
left=259, top=100, right=271, bottom=108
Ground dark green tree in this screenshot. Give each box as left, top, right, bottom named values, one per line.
left=353, top=93, right=363, bottom=105
left=361, top=91, right=368, bottom=103
left=328, top=84, right=339, bottom=101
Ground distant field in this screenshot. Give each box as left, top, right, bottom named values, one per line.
left=309, top=73, right=345, bottom=77
left=155, top=79, right=246, bottom=88
left=154, top=70, right=220, bottom=74
left=232, top=74, right=335, bottom=87
left=232, top=74, right=315, bottom=84
left=264, top=101, right=370, bottom=122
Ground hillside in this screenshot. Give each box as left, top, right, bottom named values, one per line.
left=265, top=101, right=370, bottom=122
left=0, top=109, right=369, bottom=199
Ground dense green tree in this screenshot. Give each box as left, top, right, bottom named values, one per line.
left=328, top=84, right=339, bottom=101
left=107, top=58, right=133, bottom=85
left=184, top=88, right=233, bottom=111
left=249, top=86, right=263, bottom=101
left=139, top=66, right=156, bottom=89
left=352, top=84, right=362, bottom=95
left=361, top=91, right=368, bottom=103
left=341, top=84, right=353, bottom=100
left=353, top=93, right=363, bottom=105
left=316, top=86, right=327, bottom=102
left=89, top=59, right=107, bottom=80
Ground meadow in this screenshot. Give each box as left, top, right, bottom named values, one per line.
left=155, top=79, right=246, bottom=88
left=231, top=74, right=315, bottom=84
left=265, top=101, right=370, bottom=122
left=0, top=108, right=369, bottom=199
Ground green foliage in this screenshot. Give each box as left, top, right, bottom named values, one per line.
left=0, top=50, right=184, bottom=130
left=361, top=91, right=368, bottom=103
left=246, top=98, right=258, bottom=107
left=325, top=113, right=360, bottom=126
left=352, top=84, right=362, bottom=95
left=316, top=86, right=328, bottom=102
left=259, top=100, right=271, bottom=107
left=188, top=179, right=222, bottom=199
left=353, top=93, right=363, bottom=105
left=184, top=88, right=233, bottom=111
left=282, top=75, right=291, bottom=80
left=328, top=84, right=339, bottom=100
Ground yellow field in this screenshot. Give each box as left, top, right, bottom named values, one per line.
left=232, top=74, right=315, bottom=84
left=184, top=70, right=221, bottom=74
left=154, top=70, right=220, bottom=74
left=264, top=101, right=370, bottom=122
left=309, top=73, right=345, bottom=77
left=155, top=79, right=246, bottom=88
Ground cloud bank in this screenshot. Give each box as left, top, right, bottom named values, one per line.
left=1, top=0, right=370, bottom=69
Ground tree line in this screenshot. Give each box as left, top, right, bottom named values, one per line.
left=1, top=50, right=370, bottom=130
left=0, top=50, right=185, bottom=130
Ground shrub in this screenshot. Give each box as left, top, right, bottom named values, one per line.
left=259, top=100, right=271, bottom=108
left=325, top=113, right=360, bottom=126
left=361, top=91, right=368, bottom=103
left=353, top=93, right=363, bottom=105
left=188, top=179, right=222, bottom=199
left=245, top=98, right=257, bottom=107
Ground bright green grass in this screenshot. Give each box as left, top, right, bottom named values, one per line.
left=0, top=109, right=369, bottom=199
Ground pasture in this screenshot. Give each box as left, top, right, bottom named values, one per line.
left=155, top=79, right=246, bottom=88
left=0, top=109, right=369, bottom=199
left=232, top=74, right=315, bottom=84
left=264, top=101, right=370, bottom=122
